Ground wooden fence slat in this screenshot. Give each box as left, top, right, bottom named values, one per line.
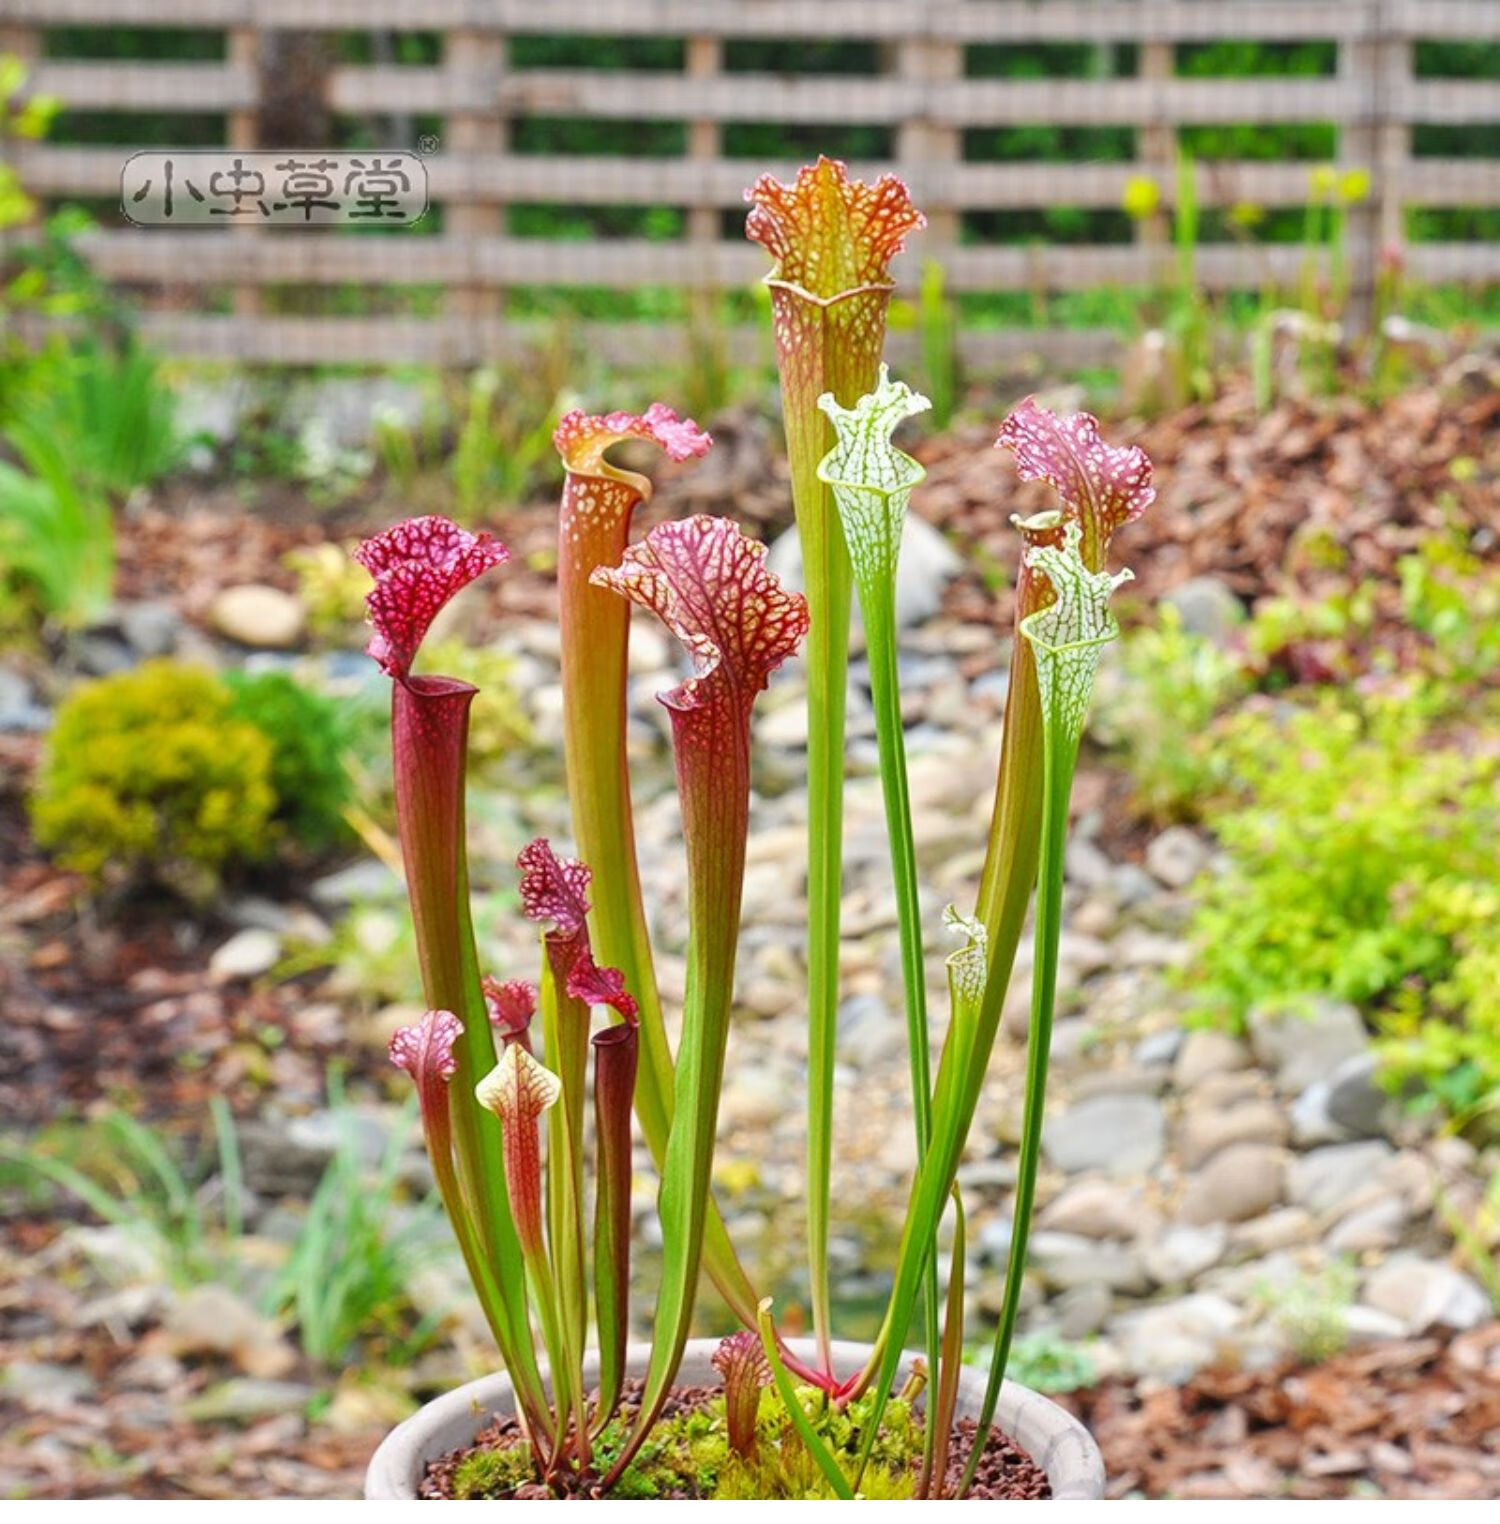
left=29, top=61, right=256, bottom=113
left=1, top=0, right=1403, bottom=41
left=33, top=145, right=1500, bottom=209
left=78, top=229, right=1397, bottom=295
left=127, top=311, right=1123, bottom=370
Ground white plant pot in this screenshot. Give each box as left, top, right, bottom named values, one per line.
left=364, top=1338, right=1105, bottom=1500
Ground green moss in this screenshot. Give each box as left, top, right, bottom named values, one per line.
left=450, top=1442, right=535, bottom=1499
left=453, top=1389, right=925, bottom=1500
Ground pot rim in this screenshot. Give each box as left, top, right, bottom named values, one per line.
left=364, top=1337, right=1105, bottom=1501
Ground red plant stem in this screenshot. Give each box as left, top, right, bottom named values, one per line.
left=390, top=677, right=552, bottom=1440
left=590, top=1021, right=638, bottom=1431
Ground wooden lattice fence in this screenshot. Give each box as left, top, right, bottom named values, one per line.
left=5, top=0, right=1499, bottom=368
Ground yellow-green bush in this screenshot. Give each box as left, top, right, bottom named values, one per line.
left=31, top=660, right=276, bottom=895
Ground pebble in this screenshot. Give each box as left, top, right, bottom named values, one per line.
left=210, top=584, right=307, bottom=649
left=163, top=1285, right=296, bottom=1378
left=1173, top=1029, right=1252, bottom=1088
left=309, top=858, right=403, bottom=907
left=118, top=599, right=182, bottom=658
left=1287, top=1141, right=1395, bottom=1216
left=1247, top=998, right=1369, bottom=1096
left=1362, top=1255, right=1492, bottom=1334
left=1177, top=1099, right=1289, bottom=1168
left=1178, top=1144, right=1286, bottom=1225
left=1325, top=1052, right=1396, bottom=1138
left=1029, top=1233, right=1152, bottom=1294
left=1163, top=576, right=1244, bottom=644
left=1038, top=1179, right=1144, bottom=1241
left=1043, top=1094, right=1166, bottom=1177
left=1143, top=1223, right=1230, bottom=1286
left=1112, top=1294, right=1243, bottom=1382
left=1145, top=826, right=1211, bottom=889
left=209, top=927, right=283, bottom=982
left=0, top=665, right=49, bottom=732
left=1324, top=1195, right=1409, bottom=1254
left=185, top=1378, right=316, bottom=1424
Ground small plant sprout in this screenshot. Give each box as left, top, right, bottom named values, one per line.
left=363, top=158, right=1151, bottom=1498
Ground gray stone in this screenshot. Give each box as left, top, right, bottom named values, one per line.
left=118, top=599, right=182, bottom=657
left=1325, top=1052, right=1395, bottom=1138
left=1144, top=826, right=1211, bottom=889
left=1043, top=1094, right=1166, bottom=1177
left=163, top=1285, right=296, bottom=1377
left=1325, top=1195, right=1409, bottom=1254
left=1178, top=1100, right=1289, bottom=1168
left=1288, top=1081, right=1356, bottom=1147
left=1030, top=1232, right=1152, bottom=1294
left=1340, top=1305, right=1410, bottom=1345
left=209, top=927, right=282, bottom=982
left=1247, top=998, right=1369, bottom=1095
left=72, top=632, right=135, bottom=675
left=1178, top=1143, right=1286, bottom=1225
left=1056, top=1283, right=1114, bottom=1340
left=1112, top=1294, right=1242, bottom=1382
left=1287, top=1141, right=1394, bottom=1216
left=0, top=1361, right=98, bottom=1413
left=1109, top=863, right=1161, bottom=907
left=310, top=858, right=403, bottom=907
left=210, top=584, right=307, bottom=649
left=1173, top=1029, right=1252, bottom=1089
left=1362, top=1255, right=1492, bottom=1334
left=768, top=512, right=962, bottom=632
left=1064, top=837, right=1113, bottom=889
left=239, top=1105, right=406, bottom=1196
left=1038, top=1179, right=1143, bottom=1241
left=0, top=665, right=49, bottom=732
left=1143, top=1223, right=1229, bottom=1286
left=186, top=1377, right=316, bottom=1424
left=1229, top=1206, right=1317, bottom=1258
left=1134, top=1028, right=1185, bottom=1069
left=1163, top=576, right=1245, bottom=645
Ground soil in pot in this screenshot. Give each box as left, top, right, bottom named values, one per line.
left=419, top=1377, right=1051, bottom=1500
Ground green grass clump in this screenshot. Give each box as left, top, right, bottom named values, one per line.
left=31, top=659, right=276, bottom=897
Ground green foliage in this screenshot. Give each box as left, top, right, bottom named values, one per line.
left=0, top=421, right=114, bottom=628
left=417, top=639, right=533, bottom=767
left=451, top=365, right=568, bottom=512
left=1252, top=1261, right=1357, bottom=1364
left=265, top=1091, right=451, bottom=1365
left=1185, top=691, right=1500, bottom=1109
left=282, top=541, right=372, bottom=644
left=31, top=660, right=277, bottom=896
left=992, top=1330, right=1096, bottom=1395
left=224, top=669, right=354, bottom=851
left=3, top=1091, right=454, bottom=1367
left=1094, top=604, right=1248, bottom=823
left=7, top=337, right=184, bottom=499
left=0, top=1100, right=243, bottom=1291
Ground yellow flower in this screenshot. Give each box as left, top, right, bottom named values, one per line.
left=1122, top=175, right=1162, bottom=221
left=1338, top=168, right=1371, bottom=205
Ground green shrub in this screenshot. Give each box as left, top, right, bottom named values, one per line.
left=225, top=668, right=353, bottom=851
left=1093, top=604, right=1248, bottom=822
left=1185, top=690, right=1500, bottom=1117
left=31, top=660, right=276, bottom=896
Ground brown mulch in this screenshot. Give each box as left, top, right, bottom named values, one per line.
left=917, top=378, right=1500, bottom=637
left=1064, top=1323, right=1500, bottom=1499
